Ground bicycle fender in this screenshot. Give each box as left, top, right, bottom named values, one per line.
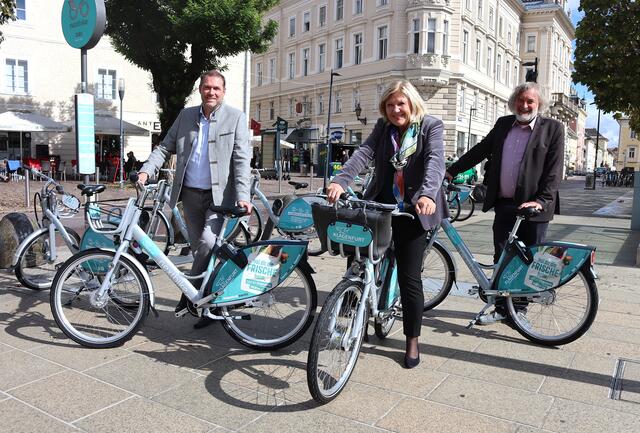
left=116, top=250, right=156, bottom=308
left=12, top=227, right=48, bottom=267
left=496, top=242, right=594, bottom=294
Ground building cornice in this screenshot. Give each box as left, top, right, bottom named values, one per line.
left=523, top=8, right=575, bottom=39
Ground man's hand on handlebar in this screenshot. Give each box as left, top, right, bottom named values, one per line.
left=237, top=200, right=253, bottom=215
left=136, top=172, right=149, bottom=186
left=326, top=183, right=345, bottom=204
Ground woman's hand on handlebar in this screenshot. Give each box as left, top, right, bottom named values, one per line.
left=326, top=182, right=345, bottom=204
left=415, top=196, right=436, bottom=216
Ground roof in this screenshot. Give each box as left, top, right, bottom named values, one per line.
left=585, top=128, right=609, bottom=142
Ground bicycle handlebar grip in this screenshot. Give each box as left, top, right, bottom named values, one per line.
left=55, top=184, right=64, bottom=194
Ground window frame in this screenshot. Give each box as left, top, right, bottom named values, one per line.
left=96, top=68, right=117, bottom=100
left=4, top=58, right=29, bottom=95
left=353, top=32, right=363, bottom=65
left=377, top=25, right=388, bottom=60
left=335, top=38, right=344, bottom=69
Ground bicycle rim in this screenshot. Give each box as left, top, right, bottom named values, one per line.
left=141, top=208, right=171, bottom=254
left=307, top=280, right=366, bottom=403
left=222, top=265, right=316, bottom=350
left=448, top=196, right=461, bottom=222
left=16, top=228, right=80, bottom=290
left=422, top=241, right=455, bottom=311
left=456, top=197, right=475, bottom=222
left=507, top=268, right=598, bottom=346
left=230, top=206, right=263, bottom=246
left=50, top=249, right=149, bottom=348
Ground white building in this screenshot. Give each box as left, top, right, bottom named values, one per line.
left=250, top=0, right=579, bottom=174
left=0, top=0, right=249, bottom=176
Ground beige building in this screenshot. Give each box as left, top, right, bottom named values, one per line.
left=583, top=128, right=608, bottom=172
left=250, top=0, right=578, bottom=173
left=616, top=116, right=640, bottom=172
left=0, top=0, right=249, bottom=174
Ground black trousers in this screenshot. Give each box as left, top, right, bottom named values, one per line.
left=492, top=199, right=549, bottom=312
left=392, top=216, right=427, bottom=338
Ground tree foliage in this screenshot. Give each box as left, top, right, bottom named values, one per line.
left=573, top=0, right=640, bottom=131
left=105, top=0, right=278, bottom=137
left=0, top=0, right=17, bottom=44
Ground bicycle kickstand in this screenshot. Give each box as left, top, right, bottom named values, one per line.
left=466, top=302, right=494, bottom=329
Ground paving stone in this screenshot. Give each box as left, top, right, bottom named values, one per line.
left=377, top=397, right=515, bottom=433
left=28, top=343, right=130, bottom=372
left=428, top=375, right=554, bottom=427
left=239, top=409, right=387, bottom=433
left=543, top=398, right=640, bottom=433
left=128, top=339, right=232, bottom=370
left=153, top=376, right=277, bottom=430
left=9, top=370, right=132, bottom=422
left=85, top=353, right=200, bottom=398
left=0, top=398, right=80, bottom=433
left=318, top=382, right=404, bottom=425
left=0, top=350, right=64, bottom=391
left=74, top=396, right=214, bottom=433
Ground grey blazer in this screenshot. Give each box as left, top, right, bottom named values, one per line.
left=140, top=103, right=251, bottom=208
left=333, top=115, right=448, bottom=230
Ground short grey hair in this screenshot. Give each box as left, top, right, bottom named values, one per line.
left=507, top=82, right=548, bottom=114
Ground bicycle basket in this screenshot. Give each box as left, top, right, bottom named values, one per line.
left=86, top=198, right=133, bottom=234
left=312, top=203, right=392, bottom=259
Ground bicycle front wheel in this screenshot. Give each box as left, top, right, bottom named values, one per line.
left=307, top=279, right=367, bottom=404
left=50, top=249, right=150, bottom=348
left=447, top=195, right=461, bottom=222
left=507, top=268, right=598, bottom=346
left=139, top=207, right=172, bottom=255
left=456, top=196, right=475, bottom=222
left=15, top=227, right=80, bottom=290
left=422, top=241, right=455, bottom=311
left=221, top=264, right=317, bottom=350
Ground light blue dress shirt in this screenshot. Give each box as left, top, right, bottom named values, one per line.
left=183, top=107, right=214, bottom=190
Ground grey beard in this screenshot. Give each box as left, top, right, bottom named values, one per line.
left=515, top=111, right=537, bottom=123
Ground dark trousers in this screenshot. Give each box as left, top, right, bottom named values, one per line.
left=492, top=199, right=548, bottom=312
left=392, top=216, right=428, bottom=338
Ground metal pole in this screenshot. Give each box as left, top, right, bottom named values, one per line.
left=81, top=48, right=89, bottom=184
left=118, top=79, right=125, bottom=188
left=592, top=109, right=601, bottom=190
left=276, top=128, right=281, bottom=193
left=324, top=70, right=338, bottom=190
left=466, top=107, right=475, bottom=152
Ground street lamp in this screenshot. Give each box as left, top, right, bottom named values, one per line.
left=466, top=106, right=476, bottom=152
left=354, top=102, right=367, bottom=125
left=591, top=103, right=601, bottom=190
left=118, top=78, right=125, bottom=188
left=324, top=70, right=341, bottom=190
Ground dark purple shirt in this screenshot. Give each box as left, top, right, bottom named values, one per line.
left=499, top=118, right=535, bottom=198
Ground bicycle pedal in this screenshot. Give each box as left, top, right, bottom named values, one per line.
left=174, top=308, right=189, bottom=318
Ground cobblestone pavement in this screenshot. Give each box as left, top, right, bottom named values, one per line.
left=0, top=174, right=639, bottom=432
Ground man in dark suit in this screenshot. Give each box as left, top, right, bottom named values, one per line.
left=447, top=82, right=564, bottom=324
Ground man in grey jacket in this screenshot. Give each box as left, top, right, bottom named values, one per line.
left=138, top=70, right=253, bottom=328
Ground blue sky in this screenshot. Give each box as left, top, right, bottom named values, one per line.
left=566, top=0, right=619, bottom=148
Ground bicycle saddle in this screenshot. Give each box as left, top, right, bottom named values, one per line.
left=289, top=181, right=308, bottom=190
left=516, top=206, right=541, bottom=219
left=77, top=184, right=106, bottom=196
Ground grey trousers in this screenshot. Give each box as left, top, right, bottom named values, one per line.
left=180, top=187, right=223, bottom=285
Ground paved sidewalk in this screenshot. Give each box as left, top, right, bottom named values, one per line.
left=1, top=179, right=640, bottom=432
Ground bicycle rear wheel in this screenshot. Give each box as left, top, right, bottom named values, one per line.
left=50, top=249, right=150, bottom=348
left=507, top=268, right=598, bottom=346
left=456, top=196, right=475, bottom=222
left=15, top=227, right=80, bottom=290
left=307, top=279, right=367, bottom=404
left=139, top=207, right=172, bottom=255
left=221, top=264, right=317, bottom=350
left=422, top=241, right=455, bottom=311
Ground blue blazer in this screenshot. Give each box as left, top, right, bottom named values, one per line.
left=333, top=115, right=448, bottom=230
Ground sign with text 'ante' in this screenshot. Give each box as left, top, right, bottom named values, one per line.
left=61, top=0, right=106, bottom=49
left=75, top=93, right=96, bottom=175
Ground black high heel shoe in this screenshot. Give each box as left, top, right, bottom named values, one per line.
left=404, top=354, right=420, bottom=369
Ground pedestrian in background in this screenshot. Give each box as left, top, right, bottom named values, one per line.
left=326, top=79, right=448, bottom=369
left=447, top=82, right=564, bottom=324
left=138, top=69, right=253, bottom=329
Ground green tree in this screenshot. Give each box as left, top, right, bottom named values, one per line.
left=105, top=0, right=278, bottom=137
left=573, top=0, right=640, bottom=131
left=0, top=0, right=17, bottom=44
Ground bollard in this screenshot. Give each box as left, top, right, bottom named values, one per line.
left=0, top=212, right=35, bottom=269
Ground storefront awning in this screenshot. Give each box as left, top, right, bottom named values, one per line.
left=0, top=110, right=70, bottom=132
left=66, top=113, right=150, bottom=136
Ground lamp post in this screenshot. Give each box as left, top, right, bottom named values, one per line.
left=118, top=78, right=125, bottom=188
left=324, top=70, right=341, bottom=190
left=354, top=102, right=367, bottom=125
left=592, top=106, right=601, bottom=190
left=466, top=106, right=476, bottom=152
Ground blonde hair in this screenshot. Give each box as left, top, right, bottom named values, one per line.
left=378, top=80, right=427, bottom=123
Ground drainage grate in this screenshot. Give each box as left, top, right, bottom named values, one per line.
left=609, top=358, right=640, bottom=402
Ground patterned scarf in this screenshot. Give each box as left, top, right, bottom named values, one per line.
left=390, top=122, right=419, bottom=210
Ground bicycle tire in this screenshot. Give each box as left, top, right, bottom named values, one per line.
left=307, top=279, right=367, bottom=404
left=221, top=263, right=317, bottom=350
left=507, top=267, right=598, bottom=346
left=422, top=241, right=455, bottom=311
left=447, top=195, right=461, bottom=222
left=456, top=196, right=475, bottom=222
left=139, top=207, right=172, bottom=257
left=374, top=297, right=399, bottom=339
left=50, top=249, right=150, bottom=348
left=15, top=227, right=81, bottom=290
